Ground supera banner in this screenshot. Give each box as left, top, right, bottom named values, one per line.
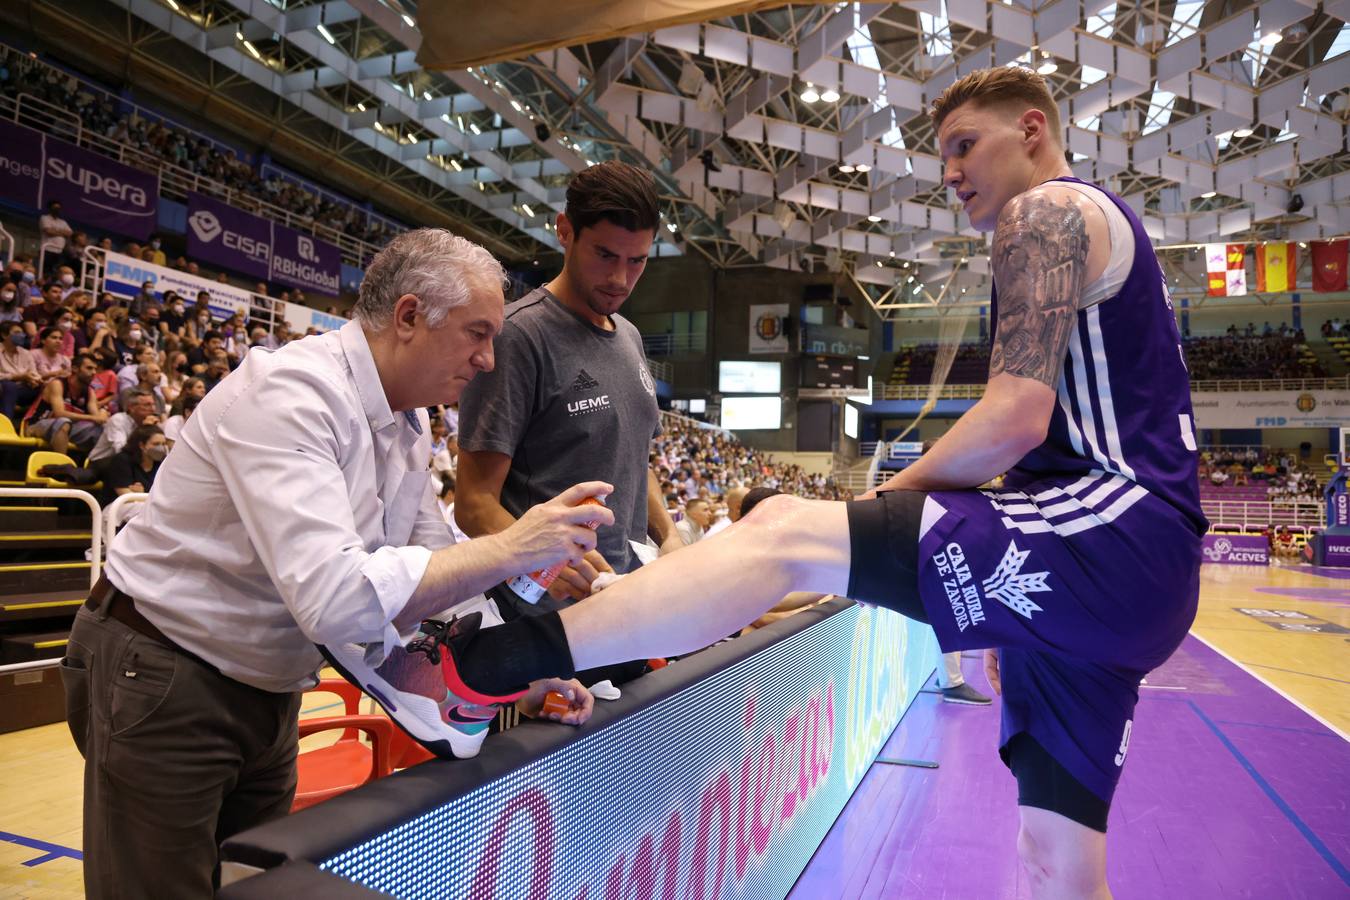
left=315, top=604, right=939, bottom=898
left=2, top=123, right=159, bottom=239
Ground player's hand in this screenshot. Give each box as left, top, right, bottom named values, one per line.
left=516, top=677, right=594, bottom=725
left=501, top=482, right=614, bottom=574
left=546, top=549, right=614, bottom=601
left=984, top=648, right=1001, bottom=696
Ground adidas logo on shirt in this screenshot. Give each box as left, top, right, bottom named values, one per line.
left=571, top=369, right=600, bottom=391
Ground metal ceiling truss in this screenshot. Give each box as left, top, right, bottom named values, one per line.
left=97, top=0, right=1350, bottom=294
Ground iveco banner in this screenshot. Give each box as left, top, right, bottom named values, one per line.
left=187, top=193, right=342, bottom=297
left=4, top=123, right=158, bottom=239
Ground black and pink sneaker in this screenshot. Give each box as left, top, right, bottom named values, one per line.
left=317, top=613, right=525, bottom=759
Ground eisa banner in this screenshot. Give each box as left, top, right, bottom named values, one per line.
left=0, top=123, right=158, bottom=238
left=186, top=193, right=341, bottom=297
left=318, top=606, right=939, bottom=898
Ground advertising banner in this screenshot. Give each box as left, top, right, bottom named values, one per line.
left=1323, top=534, right=1350, bottom=567
left=0, top=127, right=44, bottom=209
left=4, top=123, right=159, bottom=239
left=186, top=192, right=271, bottom=280
left=186, top=193, right=341, bottom=297
left=102, top=251, right=254, bottom=321
left=748, top=303, right=789, bottom=354
left=1190, top=390, right=1350, bottom=429
left=1201, top=533, right=1269, bottom=566
left=314, top=605, right=939, bottom=898
left=271, top=222, right=342, bottom=296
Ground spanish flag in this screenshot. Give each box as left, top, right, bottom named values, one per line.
left=1256, top=242, right=1295, bottom=292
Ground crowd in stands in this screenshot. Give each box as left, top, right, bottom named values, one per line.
left=891, top=328, right=1327, bottom=386
left=1183, top=332, right=1322, bottom=380
left=650, top=414, right=850, bottom=523
left=1199, top=447, right=1323, bottom=503
left=0, top=46, right=401, bottom=248
left=0, top=255, right=319, bottom=502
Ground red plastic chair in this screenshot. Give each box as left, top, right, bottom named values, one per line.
left=292, top=679, right=394, bottom=811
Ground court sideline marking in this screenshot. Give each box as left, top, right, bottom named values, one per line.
left=1188, top=630, right=1349, bottom=742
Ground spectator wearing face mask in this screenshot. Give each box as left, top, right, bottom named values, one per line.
left=54, top=309, right=79, bottom=357
left=0, top=322, right=41, bottom=419
left=103, top=423, right=167, bottom=504
left=186, top=295, right=213, bottom=345
left=33, top=326, right=72, bottom=383
left=112, top=320, right=147, bottom=369
left=187, top=331, right=226, bottom=375
left=0, top=283, right=21, bottom=325
left=161, top=292, right=187, bottom=337
left=54, top=266, right=78, bottom=301
left=146, top=235, right=167, bottom=267
left=89, top=348, right=122, bottom=415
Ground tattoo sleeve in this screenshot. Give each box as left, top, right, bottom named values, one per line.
left=988, top=191, right=1089, bottom=388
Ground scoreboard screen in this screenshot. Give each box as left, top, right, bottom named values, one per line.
left=800, top=356, right=862, bottom=389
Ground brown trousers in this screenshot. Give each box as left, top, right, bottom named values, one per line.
left=62, top=603, right=302, bottom=899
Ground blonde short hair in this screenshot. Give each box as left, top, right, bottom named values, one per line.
left=929, top=66, right=1062, bottom=139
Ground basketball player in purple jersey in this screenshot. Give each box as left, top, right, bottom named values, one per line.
left=351, top=67, right=1204, bottom=897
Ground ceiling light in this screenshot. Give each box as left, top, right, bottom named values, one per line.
left=242, top=40, right=261, bottom=60
left=907, top=275, right=915, bottom=283
left=423, top=91, right=433, bottom=101
left=820, top=87, right=841, bottom=103
left=521, top=204, right=535, bottom=217
left=166, top=0, right=180, bottom=9
left=800, top=84, right=820, bottom=103
left=1259, top=31, right=1283, bottom=46
left=868, top=214, right=882, bottom=223
left=1201, top=190, right=1216, bottom=198
left=469, top=123, right=481, bottom=135
left=667, top=222, right=678, bottom=233
left=1234, top=127, right=1254, bottom=138
left=838, top=163, right=855, bottom=173
left=876, top=260, right=884, bottom=267
left=856, top=163, right=871, bottom=173
left=449, top=158, right=462, bottom=171
left=356, top=102, right=366, bottom=111
left=316, top=23, right=335, bottom=44
left=402, top=13, right=416, bottom=27
left=889, top=251, right=896, bottom=258
left=1037, top=61, right=1058, bottom=75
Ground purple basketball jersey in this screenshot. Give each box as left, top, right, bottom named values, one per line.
left=996, top=177, right=1206, bottom=537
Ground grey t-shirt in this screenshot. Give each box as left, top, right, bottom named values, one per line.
left=458, top=288, right=660, bottom=574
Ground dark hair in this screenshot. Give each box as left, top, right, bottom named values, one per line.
left=39, top=325, right=61, bottom=343
left=564, top=161, right=659, bottom=236
left=204, top=331, right=223, bottom=343
left=94, top=347, right=119, bottom=370
left=739, top=487, right=782, bottom=518
left=181, top=394, right=202, bottom=415
left=439, top=475, right=456, bottom=497
left=126, top=424, right=163, bottom=459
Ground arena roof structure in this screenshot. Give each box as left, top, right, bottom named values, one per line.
left=59, top=0, right=1350, bottom=311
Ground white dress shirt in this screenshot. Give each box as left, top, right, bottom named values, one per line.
left=105, top=321, right=454, bottom=692
left=87, top=411, right=136, bottom=462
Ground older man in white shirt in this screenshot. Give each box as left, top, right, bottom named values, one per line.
left=63, top=230, right=608, bottom=900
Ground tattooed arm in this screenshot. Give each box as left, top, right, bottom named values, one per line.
left=873, top=185, right=1096, bottom=493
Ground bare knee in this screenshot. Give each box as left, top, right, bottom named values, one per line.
left=1017, top=814, right=1110, bottom=900
left=739, top=494, right=850, bottom=591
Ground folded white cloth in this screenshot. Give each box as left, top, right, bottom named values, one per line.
left=588, top=679, right=622, bottom=701
left=591, top=571, right=624, bottom=592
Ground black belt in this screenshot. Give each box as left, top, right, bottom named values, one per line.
left=85, top=575, right=222, bottom=675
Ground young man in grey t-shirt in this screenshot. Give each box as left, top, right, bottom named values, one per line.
left=457, top=161, right=685, bottom=623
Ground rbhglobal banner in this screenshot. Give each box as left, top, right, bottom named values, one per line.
left=186, top=192, right=341, bottom=297
left=315, top=605, right=939, bottom=898
left=1191, top=391, right=1350, bottom=429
